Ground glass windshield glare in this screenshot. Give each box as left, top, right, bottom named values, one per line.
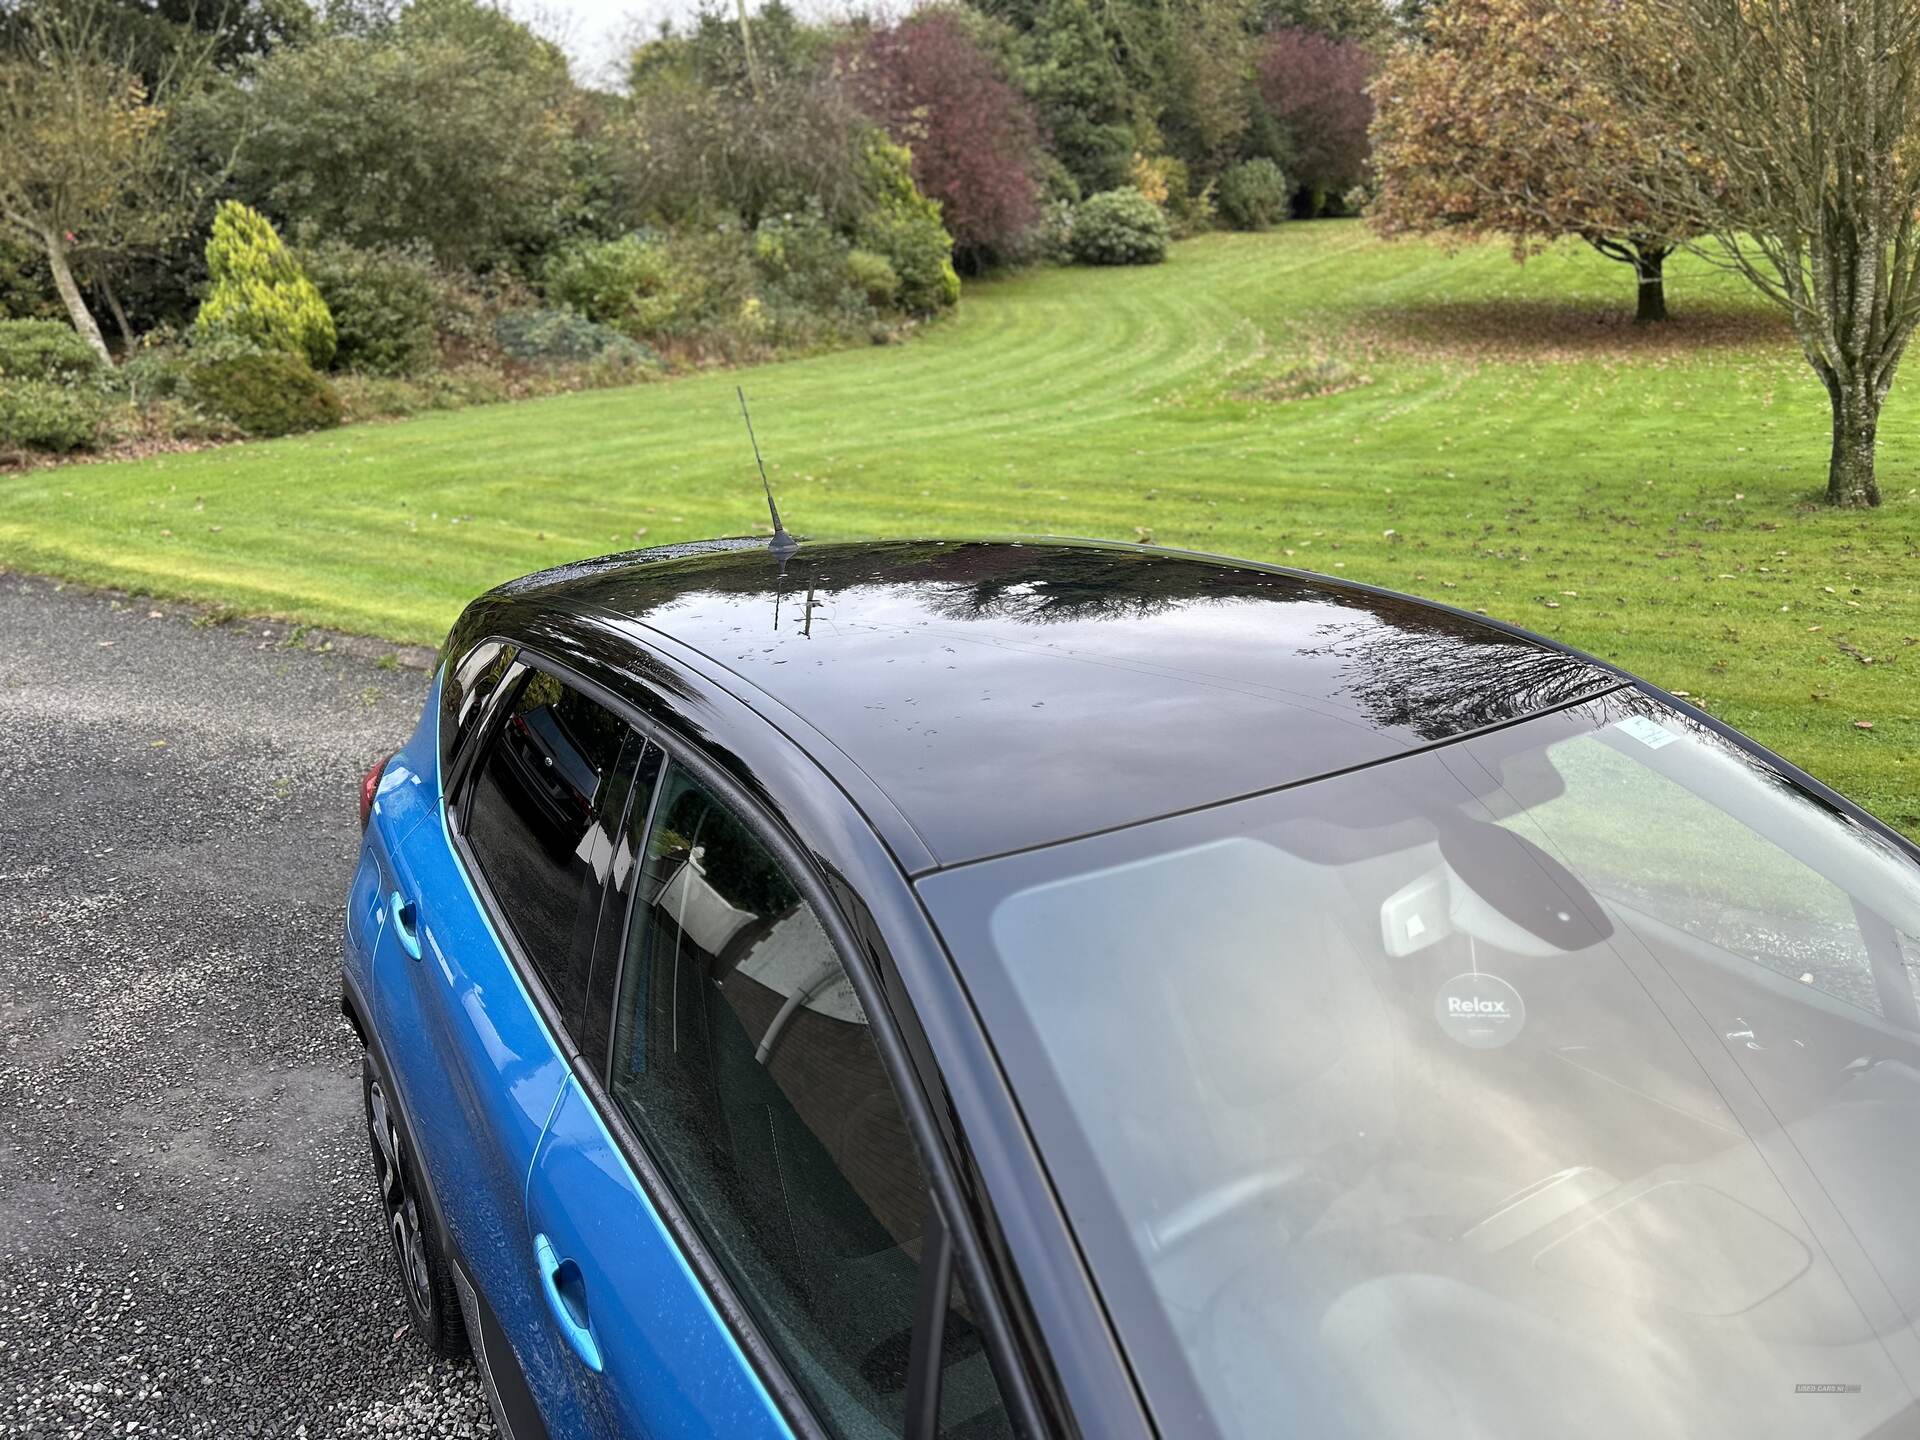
left=918, top=695, right=1920, bottom=1440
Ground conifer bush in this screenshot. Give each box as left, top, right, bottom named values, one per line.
left=194, top=202, right=337, bottom=370
left=856, top=140, right=961, bottom=313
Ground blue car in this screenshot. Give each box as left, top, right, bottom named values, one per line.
left=344, top=537, right=1920, bottom=1440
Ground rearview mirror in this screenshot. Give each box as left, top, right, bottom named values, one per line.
left=1438, top=817, right=1613, bottom=953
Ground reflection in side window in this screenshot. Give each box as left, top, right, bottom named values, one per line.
left=610, top=767, right=1012, bottom=1438
left=462, top=670, right=636, bottom=1022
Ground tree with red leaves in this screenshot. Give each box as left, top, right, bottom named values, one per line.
left=1254, top=26, right=1374, bottom=212
left=846, top=11, right=1042, bottom=269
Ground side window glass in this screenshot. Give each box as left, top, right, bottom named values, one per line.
left=938, top=1273, right=1017, bottom=1440
left=438, top=640, right=515, bottom=772
left=610, top=766, right=950, bottom=1436
left=463, top=669, right=639, bottom=1025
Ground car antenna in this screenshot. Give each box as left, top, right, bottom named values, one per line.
left=738, top=386, right=798, bottom=561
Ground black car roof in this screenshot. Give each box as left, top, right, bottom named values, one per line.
left=496, top=537, right=1621, bottom=869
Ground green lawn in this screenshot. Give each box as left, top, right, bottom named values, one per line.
left=4, top=221, right=1917, bottom=834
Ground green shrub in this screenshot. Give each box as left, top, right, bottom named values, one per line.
left=301, top=242, right=438, bottom=377
left=0, top=234, right=58, bottom=322
left=753, top=212, right=884, bottom=345
left=140, top=395, right=235, bottom=443
left=331, top=373, right=444, bottom=423
left=1022, top=198, right=1078, bottom=265
left=195, top=201, right=337, bottom=370
left=754, top=212, right=850, bottom=301
left=845, top=248, right=900, bottom=308
left=119, top=342, right=194, bottom=405
left=1069, top=188, right=1171, bottom=265
left=428, top=365, right=516, bottom=408
left=492, top=308, right=662, bottom=368
left=0, top=319, right=106, bottom=383
left=542, top=235, right=681, bottom=337
left=334, top=364, right=520, bottom=423
left=0, top=379, right=106, bottom=453
left=646, top=227, right=757, bottom=340
left=187, top=351, right=343, bottom=437
left=1216, top=158, right=1290, bottom=232
left=856, top=139, right=960, bottom=314
left=184, top=324, right=266, bottom=364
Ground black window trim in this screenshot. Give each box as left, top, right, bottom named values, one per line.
left=441, top=640, right=519, bottom=802
left=445, top=636, right=1049, bottom=1440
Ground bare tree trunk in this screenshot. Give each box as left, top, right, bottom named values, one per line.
left=1587, top=236, right=1673, bottom=322
left=1825, top=371, right=1883, bottom=507
left=1633, top=244, right=1669, bottom=324
left=94, top=267, right=135, bottom=352
left=734, top=0, right=764, bottom=100
left=40, top=229, right=112, bottom=364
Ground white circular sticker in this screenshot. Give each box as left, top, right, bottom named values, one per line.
left=1435, top=973, right=1526, bottom=1050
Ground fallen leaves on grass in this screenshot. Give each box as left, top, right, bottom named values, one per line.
left=1342, top=300, right=1792, bottom=366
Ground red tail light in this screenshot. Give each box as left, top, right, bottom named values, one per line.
left=360, top=752, right=396, bottom=830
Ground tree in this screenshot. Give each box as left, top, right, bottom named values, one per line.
left=617, top=58, right=874, bottom=231
left=224, top=0, right=578, bottom=269
left=1367, top=0, right=1686, bottom=323
left=732, top=0, right=764, bottom=100
left=1604, top=0, right=1920, bottom=507
left=625, top=1, right=828, bottom=99
left=1167, top=0, right=1256, bottom=176
left=0, top=1, right=211, bottom=360
left=1252, top=0, right=1397, bottom=41
left=121, top=0, right=313, bottom=72
left=1254, top=26, right=1373, bottom=212
left=847, top=11, right=1043, bottom=267
left=1018, top=0, right=1135, bottom=196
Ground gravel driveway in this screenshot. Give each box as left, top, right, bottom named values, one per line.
left=0, top=573, right=490, bottom=1438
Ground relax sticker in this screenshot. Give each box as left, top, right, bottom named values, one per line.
left=1435, top=972, right=1526, bottom=1050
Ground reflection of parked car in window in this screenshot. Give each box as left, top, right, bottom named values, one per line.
left=495, top=695, right=602, bottom=847
left=343, top=537, right=1920, bottom=1440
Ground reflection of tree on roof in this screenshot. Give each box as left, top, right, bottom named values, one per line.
left=525, top=537, right=1623, bottom=736
left=583, top=539, right=1350, bottom=626
left=1297, top=614, right=1615, bottom=740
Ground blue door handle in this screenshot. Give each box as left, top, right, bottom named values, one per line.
left=534, top=1233, right=603, bottom=1373
left=388, top=892, right=422, bottom=960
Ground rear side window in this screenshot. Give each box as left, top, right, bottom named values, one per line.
left=463, top=669, right=640, bottom=1024
left=609, top=765, right=1012, bottom=1438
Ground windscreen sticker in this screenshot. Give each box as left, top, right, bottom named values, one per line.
left=1435, top=973, right=1527, bottom=1050
left=1614, top=715, right=1680, bottom=750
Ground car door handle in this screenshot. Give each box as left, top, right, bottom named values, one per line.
left=534, top=1233, right=603, bottom=1374
left=388, top=892, right=422, bottom=960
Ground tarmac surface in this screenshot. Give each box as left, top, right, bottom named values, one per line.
left=0, top=572, right=490, bottom=1437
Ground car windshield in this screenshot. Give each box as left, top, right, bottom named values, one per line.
left=917, top=693, right=1920, bottom=1440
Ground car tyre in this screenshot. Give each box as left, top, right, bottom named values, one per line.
left=361, top=1052, right=469, bottom=1358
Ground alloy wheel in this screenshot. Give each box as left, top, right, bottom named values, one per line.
left=368, top=1077, right=433, bottom=1320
